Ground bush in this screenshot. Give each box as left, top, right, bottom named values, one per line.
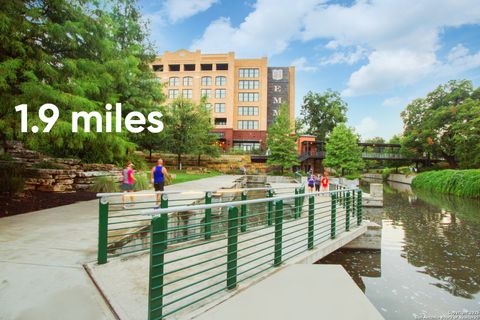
left=0, top=162, right=25, bottom=194
left=134, top=172, right=149, bottom=191
left=90, top=176, right=118, bottom=193
left=412, top=169, right=480, bottom=198
left=382, top=168, right=392, bottom=180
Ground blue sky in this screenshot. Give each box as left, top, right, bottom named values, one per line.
left=138, top=0, right=480, bottom=140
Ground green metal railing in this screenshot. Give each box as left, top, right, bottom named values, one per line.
left=146, top=188, right=362, bottom=319
left=96, top=185, right=303, bottom=264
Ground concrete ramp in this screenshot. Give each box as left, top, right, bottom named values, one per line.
left=194, top=264, right=383, bottom=320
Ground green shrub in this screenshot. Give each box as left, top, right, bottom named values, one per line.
left=0, top=162, right=25, bottom=194
left=90, top=176, right=118, bottom=193
left=382, top=168, right=392, bottom=180
left=412, top=169, right=480, bottom=198
left=134, top=172, right=149, bottom=191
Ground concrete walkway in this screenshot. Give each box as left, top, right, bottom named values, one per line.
left=0, top=175, right=240, bottom=320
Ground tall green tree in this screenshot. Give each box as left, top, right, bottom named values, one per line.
left=324, top=123, right=364, bottom=176
left=162, top=98, right=220, bottom=169
left=300, top=90, right=348, bottom=141
left=267, top=103, right=299, bottom=173
left=0, top=0, right=163, bottom=164
left=401, top=80, right=480, bottom=168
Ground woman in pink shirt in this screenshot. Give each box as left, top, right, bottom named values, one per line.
left=121, top=161, right=136, bottom=208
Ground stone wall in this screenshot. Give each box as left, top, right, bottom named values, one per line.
left=5, top=141, right=122, bottom=193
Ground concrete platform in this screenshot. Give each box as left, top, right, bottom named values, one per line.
left=195, top=264, right=383, bottom=320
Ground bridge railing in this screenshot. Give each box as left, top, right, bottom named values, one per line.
left=147, top=188, right=362, bottom=319
left=96, top=185, right=303, bottom=264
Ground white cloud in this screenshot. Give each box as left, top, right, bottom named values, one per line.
left=355, top=117, right=378, bottom=138
left=302, top=0, right=480, bottom=95
left=440, top=44, right=480, bottom=76
left=320, top=46, right=367, bottom=66
left=382, top=97, right=403, bottom=107
left=163, top=0, right=218, bottom=23
left=190, top=0, right=322, bottom=57
left=291, top=57, right=317, bottom=72
left=343, top=50, right=436, bottom=96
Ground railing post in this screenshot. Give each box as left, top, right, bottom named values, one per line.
left=240, top=191, right=247, bottom=232
left=357, top=190, right=363, bottom=226
left=346, top=191, right=351, bottom=232
left=148, top=213, right=168, bottom=320
left=204, top=192, right=212, bottom=240
left=352, top=190, right=356, bottom=217
left=308, top=195, right=314, bottom=250
left=294, top=188, right=299, bottom=219
left=98, top=197, right=109, bottom=264
left=267, top=189, right=273, bottom=226
left=274, top=200, right=283, bottom=267
left=227, top=206, right=239, bottom=290
left=331, top=193, right=336, bottom=239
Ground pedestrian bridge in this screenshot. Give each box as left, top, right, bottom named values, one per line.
left=89, top=184, right=376, bottom=320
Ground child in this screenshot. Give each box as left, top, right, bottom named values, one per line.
left=307, top=174, right=315, bottom=193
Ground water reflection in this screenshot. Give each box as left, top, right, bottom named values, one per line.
left=320, top=180, right=480, bottom=318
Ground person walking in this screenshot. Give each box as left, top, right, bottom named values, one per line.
left=307, top=174, right=315, bottom=193
left=121, top=161, right=136, bottom=208
left=321, top=172, right=329, bottom=192
left=314, top=174, right=321, bottom=192
left=150, top=159, right=170, bottom=205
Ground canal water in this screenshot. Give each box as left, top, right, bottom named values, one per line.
left=319, top=180, right=480, bottom=319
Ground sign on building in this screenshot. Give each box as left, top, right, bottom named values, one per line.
left=267, top=67, right=290, bottom=127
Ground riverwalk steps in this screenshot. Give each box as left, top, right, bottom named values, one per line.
left=86, top=193, right=369, bottom=320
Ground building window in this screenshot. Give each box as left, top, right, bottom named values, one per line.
left=168, top=89, right=179, bottom=99
left=216, top=63, right=228, bottom=70
left=233, top=142, right=260, bottom=151
left=152, top=64, right=163, bottom=72
left=183, top=76, right=193, bottom=86
left=239, top=68, right=259, bottom=78
left=201, top=89, right=211, bottom=98
left=182, top=89, right=192, bottom=99
left=214, top=118, right=227, bottom=126
left=238, top=120, right=259, bottom=130
left=184, top=64, right=195, bottom=71
left=238, top=92, right=259, bottom=102
left=215, top=89, right=226, bottom=99
left=238, top=80, right=259, bottom=90
left=201, top=64, right=213, bottom=71
left=169, top=77, right=179, bottom=86
left=215, top=76, right=227, bottom=86
left=169, top=64, right=180, bottom=71
left=214, top=103, right=225, bottom=113
left=201, top=76, right=212, bottom=86
left=238, top=106, right=259, bottom=116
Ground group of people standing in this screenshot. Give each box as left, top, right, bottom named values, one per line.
left=306, top=169, right=329, bottom=193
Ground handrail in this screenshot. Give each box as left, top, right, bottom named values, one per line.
left=145, top=188, right=357, bottom=216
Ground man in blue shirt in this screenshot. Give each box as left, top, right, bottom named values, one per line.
left=150, top=159, right=170, bottom=205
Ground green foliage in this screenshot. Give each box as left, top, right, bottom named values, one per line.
left=162, top=98, right=220, bottom=168
left=90, top=176, right=119, bottom=193
left=324, top=123, right=364, bottom=176
left=0, top=0, right=164, bottom=164
left=0, top=162, right=25, bottom=194
left=300, top=90, right=348, bottom=140
left=133, top=172, right=149, bottom=191
left=401, top=80, right=480, bottom=168
left=266, top=103, right=299, bottom=172
left=382, top=168, right=393, bottom=180
left=412, top=169, right=480, bottom=198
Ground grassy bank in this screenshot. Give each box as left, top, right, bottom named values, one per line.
left=412, top=169, right=480, bottom=198
left=168, top=170, right=222, bottom=184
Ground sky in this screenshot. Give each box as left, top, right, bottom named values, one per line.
left=138, top=0, right=480, bottom=141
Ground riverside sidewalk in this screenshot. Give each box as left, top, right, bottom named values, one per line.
left=0, top=175, right=240, bottom=320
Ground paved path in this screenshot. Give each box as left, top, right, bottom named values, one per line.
left=0, top=175, right=240, bottom=320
